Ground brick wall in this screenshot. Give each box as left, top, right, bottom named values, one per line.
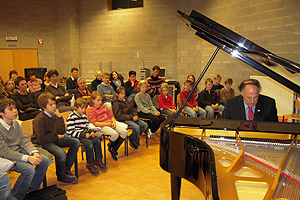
left=0, top=0, right=299, bottom=92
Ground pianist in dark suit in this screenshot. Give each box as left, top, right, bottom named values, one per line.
left=222, top=79, right=278, bottom=122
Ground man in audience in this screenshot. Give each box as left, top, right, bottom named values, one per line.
left=146, top=65, right=164, bottom=98
left=66, top=67, right=79, bottom=90
left=31, top=92, right=80, bottom=184
left=222, top=79, right=278, bottom=122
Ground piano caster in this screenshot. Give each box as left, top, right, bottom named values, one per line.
left=171, top=174, right=182, bottom=200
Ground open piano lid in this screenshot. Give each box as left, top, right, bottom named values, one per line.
left=178, top=10, right=300, bottom=94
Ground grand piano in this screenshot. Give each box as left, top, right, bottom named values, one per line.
left=160, top=10, right=300, bottom=200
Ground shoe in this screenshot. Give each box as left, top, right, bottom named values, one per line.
left=94, top=160, right=107, bottom=171
left=65, top=170, right=76, bottom=178
left=27, top=187, right=35, bottom=194
left=59, top=176, right=77, bottom=184
left=128, top=137, right=138, bottom=150
left=147, top=129, right=156, bottom=139
left=108, top=142, right=118, bottom=155
left=108, top=146, right=118, bottom=160
left=86, top=164, right=99, bottom=175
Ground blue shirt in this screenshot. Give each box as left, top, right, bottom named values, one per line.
left=243, top=100, right=256, bottom=120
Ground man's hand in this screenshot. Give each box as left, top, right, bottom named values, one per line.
left=212, top=104, right=218, bottom=110
left=154, top=111, right=160, bottom=116
left=193, top=106, right=199, bottom=112
left=28, top=154, right=42, bottom=166
left=58, top=134, right=66, bottom=139
left=90, top=132, right=95, bottom=137
left=170, top=109, right=177, bottom=113
left=86, top=133, right=91, bottom=138
left=133, top=116, right=139, bottom=121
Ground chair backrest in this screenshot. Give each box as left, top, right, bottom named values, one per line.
left=60, top=110, right=73, bottom=125
left=295, top=97, right=300, bottom=109
left=20, top=119, right=34, bottom=138
left=176, top=94, right=182, bottom=109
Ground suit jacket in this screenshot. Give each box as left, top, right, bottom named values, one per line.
left=222, top=94, right=278, bottom=122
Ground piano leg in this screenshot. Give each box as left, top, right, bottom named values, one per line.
left=171, top=174, right=181, bottom=200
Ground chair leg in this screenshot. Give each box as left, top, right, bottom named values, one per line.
left=74, top=155, right=79, bottom=178
left=43, top=175, right=47, bottom=188
left=103, top=135, right=107, bottom=165
left=125, top=136, right=128, bottom=156
left=81, top=145, right=85, bottom=160
left=146, top=129, right=148, bottom=148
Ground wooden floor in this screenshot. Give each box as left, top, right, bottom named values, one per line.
left=9, top=134, right=204, bottom=200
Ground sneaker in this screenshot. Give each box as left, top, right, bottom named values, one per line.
left=94, top=160, right=107, bottom=171
left=59, top=176, right=77, bottom=184
left=147, top=129, right=156, bottom=139
left=86, top=164, right=99, bottom=175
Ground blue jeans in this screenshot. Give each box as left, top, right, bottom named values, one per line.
left=0, top=170, right=12, bottom=200
left=79, top=137, right=102, bottom=165
left=205, top=105, right=225, bottom=118
left=42, top=137, right=80, bottom=181
left=124, top=119, right=148, bottom=146
left=184, top=106, right=207, bottom=118
left=11, top=153, right=50, bottom=200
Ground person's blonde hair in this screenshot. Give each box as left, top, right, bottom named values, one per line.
left=89, top=91, right=103, bottom=106
left=160, top=83, right=169, bottom=94
left=94, top=70, right=103, bottom=78
left=214, top=74, right=221, bottom=80
left=137, top=80, right=148, bottom=92
left=74, top=98, right=88, bottom=109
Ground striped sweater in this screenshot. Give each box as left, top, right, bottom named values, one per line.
left=66, top=111, right=90, bottom=138
left=146, top=76, right=164, bottom=97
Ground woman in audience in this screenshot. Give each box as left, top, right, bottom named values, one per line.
left=27, top=71, right=43, bottom=93
left=110, top=71, right=124, bottom=92
left=91, top=70, right=103, bottom=91
left=2, top=80, right=16, bottom=98
left=41, top=72, right=50, bottom=91
left=12, top=76, right=41, bottom=121
left=45, top=69, right=73, bottom=112
left=135, top=80, right=165, bottom=139
left=74, top=77, right=92, bottom=100
left=182, top=74, right=200, bottom=99
left=124, top=70, right=139, bottom=100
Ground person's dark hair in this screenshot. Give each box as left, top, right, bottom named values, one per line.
left=238, top=79, right=261, bottom=92
left=14, top=76, right=27, bottom=87
left=128, top=70, right=136, bottom=77
left=47, top=70, right=59, bottom=78
left=225, top=78, right=233, bottom=85
left=38, top=92, right=56, bottom=109
left=152, top=65, right=160, bottom=71
left=9, top=70, right=18, bottom=79
left=0, top=98, right=16, bottom=116
left=187, top=74, right=196, bottom=84
left=116, top=86, right=125, bottom=95
left=71, top=67, right=78, bottom=72
left=110, top=71, right=120, bottom=81
left=184, top=80, right=192, bottom=85
left=27, top=71, right=36, bottom=79
left=74, top=98, right=88, bottom=109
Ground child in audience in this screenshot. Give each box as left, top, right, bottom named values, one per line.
left=181, top=74, right=200, bottom=98
left=97, top=72, right=116, bottom=109
left=112, top=86, right=148, bottom=149
left=134, top=80, right=165, bottom=138
left=66, top=98, right=106, bottom=175
left=159, top=83, right=176, bottom=116
left=0, top=98, right=50, bottom=200
left=212, top=74, right=224, bottom=92
left=180, top=80, right=206, bottom=118
left=31, top=92, right=80, bottom=184
left=219, top=78, right=235, bottom=105
left=27, top=71, right=43, bottom=93
left=88, top=91, right=128, bottom=160
left=199, top=78, right=224, bottom=118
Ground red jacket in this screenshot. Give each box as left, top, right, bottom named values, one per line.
left=87, top=104, right=113, bottom=127
left=180, top=90, right=198, bottom=108
left=159, top=94, right=175, bottom=110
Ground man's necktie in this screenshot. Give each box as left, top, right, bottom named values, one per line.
left=248, top=106, right=254, bottom=121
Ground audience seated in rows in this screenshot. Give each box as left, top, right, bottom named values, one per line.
left=198, top=78, right=224, bottom=119
left=124, top=70, right=139, bottom=100
left=66, top=98, right=106, bottom=175
left=12, top=76, right=41, bottom=121
left=0, top=98, right=50, bottom=200
left=91, top=70, right=103, bottom=91
left=31, top=92, right=79, bottom=184
left=66, top=67, right=79, bottom=90
left=45, top=69, right=73, bottom=113
left=88, top=91, right=128, bottom=161
left=134, top=80, right=165, bottom=139
left=110, top=70, right=124, bottom=92
left=112, top=86, right=148, bottom=150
